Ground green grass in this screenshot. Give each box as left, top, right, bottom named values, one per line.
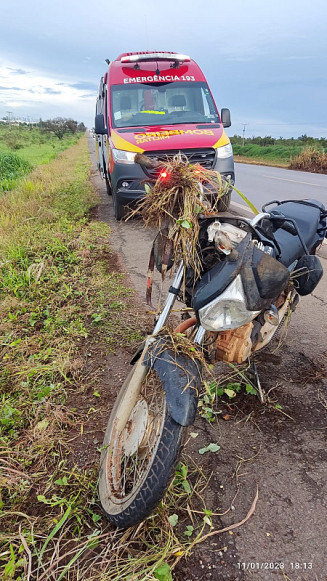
left=0, top=153, right=32, bottom=191
left=232, top=143, right=303, bottom=165
left=0, top=126, right=81, bottom=191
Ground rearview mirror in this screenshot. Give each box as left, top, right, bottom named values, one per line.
left=95, top=114, right=107, bottom=135
left=221, top=108, right=231, bottom=128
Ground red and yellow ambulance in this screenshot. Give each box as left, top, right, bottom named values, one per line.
left=95, top=52, right=234, bottom=219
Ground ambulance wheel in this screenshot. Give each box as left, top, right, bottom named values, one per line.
left=112, top=191, right=125, bottom=221
left=105, top=175, right=112, bottom=196
left=217, top=190, right=231, bottom=212
left=103, top=165, right=112, bottom=196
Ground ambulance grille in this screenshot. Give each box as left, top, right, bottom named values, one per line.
left=143, top=148, right=216, bottom=178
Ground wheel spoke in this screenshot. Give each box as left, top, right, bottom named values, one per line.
left=122, top=454, right=127, bottom=495
left=99, top=365, right=186, bottom=527
left=108, top=370, right=165, bottom=500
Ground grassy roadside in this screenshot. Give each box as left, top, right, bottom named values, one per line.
left=232, top=143, right=300, bottom=167
left=233, top=143, right=327, bottom=172
left=0, top=136, right=152, bottom=580
left=1, top=135, right=231, bottom=581
left=233, top=154, right=289, bottom=168
left=0, top=126, right=81, bottom=191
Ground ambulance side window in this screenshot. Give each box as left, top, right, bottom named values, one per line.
left=202, top=88, right=210, bottom=117
left=202, top=87, right=216, bottom=117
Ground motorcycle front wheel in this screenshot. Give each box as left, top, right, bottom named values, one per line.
left=99, top=366, right=186, bottom=528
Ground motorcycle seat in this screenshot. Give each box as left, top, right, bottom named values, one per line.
left=269, top=200, right=325, bottom=266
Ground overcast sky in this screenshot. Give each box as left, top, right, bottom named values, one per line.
left=1, top=0, right=326, bottom=138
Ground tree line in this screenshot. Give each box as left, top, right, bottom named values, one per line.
left=230, top=134, right=327, bottom=148
left=40, top=118, right=86, bottom=139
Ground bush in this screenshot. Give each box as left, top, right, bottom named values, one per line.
left=0, top=152, right=32, bottom=191
left=290, top=146, right=327, bottom=173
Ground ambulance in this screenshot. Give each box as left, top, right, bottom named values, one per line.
left=95, top=52, right=234, bottom=220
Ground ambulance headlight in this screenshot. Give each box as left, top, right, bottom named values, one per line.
left=217, top=143, right=233, bottom=159
left=112, top=149, right=136, bottom=164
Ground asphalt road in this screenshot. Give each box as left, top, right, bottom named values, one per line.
left=233, top=163, right=327, bottom=212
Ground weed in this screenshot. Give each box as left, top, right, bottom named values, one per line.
left=174, top=462, right=192, bottom=495
left=198, top=443, right=220, bottom=454
left=154, top=563, right=173, bottom=580
left=199, top=367, right=259, bottom=423
left=0, top=153, right=32, bottom=191
left=129, top=154, right=230, bottom=279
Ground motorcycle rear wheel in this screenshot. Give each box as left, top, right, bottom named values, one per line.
left=99, top=367, right=186, bottom=528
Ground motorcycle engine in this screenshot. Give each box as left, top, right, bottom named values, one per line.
left=205, top=322, right=253, bottom=364
left=207, top=220, right=247, bottom=255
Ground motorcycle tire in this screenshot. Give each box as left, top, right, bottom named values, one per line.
left=99, top=367, right=186, bottom=528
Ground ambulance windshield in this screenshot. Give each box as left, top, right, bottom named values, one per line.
left=111, top=82, right=219, bottom=128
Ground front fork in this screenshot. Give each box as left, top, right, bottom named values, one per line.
left=152, top=262, right=184, bottom=333
left=115, top=262, right=204, bottom=432
left=153, top=263, right=206, bottom=343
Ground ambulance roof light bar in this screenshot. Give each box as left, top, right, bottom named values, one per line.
left=121, top=53, right=190, bottom=63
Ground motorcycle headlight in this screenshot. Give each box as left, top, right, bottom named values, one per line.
left=198, top=275, right=260, bottom=331
left=217, top=143, right=233, bottom=159
left=112, top=149, right=136, bottom=164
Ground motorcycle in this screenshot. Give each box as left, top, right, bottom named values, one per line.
left=98, top=162, right=326, bottom=529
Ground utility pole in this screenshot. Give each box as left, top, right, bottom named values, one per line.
left=6, top=111, right=13, bottom=129
left=241, top=123, right=248, bottom=146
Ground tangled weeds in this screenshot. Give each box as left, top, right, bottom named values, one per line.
left=144, top=327, right=207, bottom=400
left=153, top=326, right=207, bottom=366
left=129, top=153, right=230, bottom=278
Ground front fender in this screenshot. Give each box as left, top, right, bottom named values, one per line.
left=144, top=338, right=201, bottom=427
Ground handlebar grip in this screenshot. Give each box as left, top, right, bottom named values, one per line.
left=281, top=221, right=298, bottom=236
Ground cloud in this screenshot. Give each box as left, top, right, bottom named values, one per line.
left=71, top=81, right=98, bottom=91
left=43, top=88, right=61, bottom=95
left=80, top=93, right=96, bottom=99
left=7, top=67, right=30, bottom=75
left=0, top=86, right=23, bottom=91
left=0, top=59, right=95, bottom=123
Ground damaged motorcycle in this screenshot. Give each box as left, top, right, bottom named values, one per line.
left=98, top=158, right=327, bottom=528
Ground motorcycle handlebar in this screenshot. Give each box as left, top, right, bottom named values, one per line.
left=267, top=211, right=298, bottom=236
left=280, top=221, right=298, bottom=236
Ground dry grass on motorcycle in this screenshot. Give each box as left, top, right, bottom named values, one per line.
left=128, top=154, right=230, bottom=277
